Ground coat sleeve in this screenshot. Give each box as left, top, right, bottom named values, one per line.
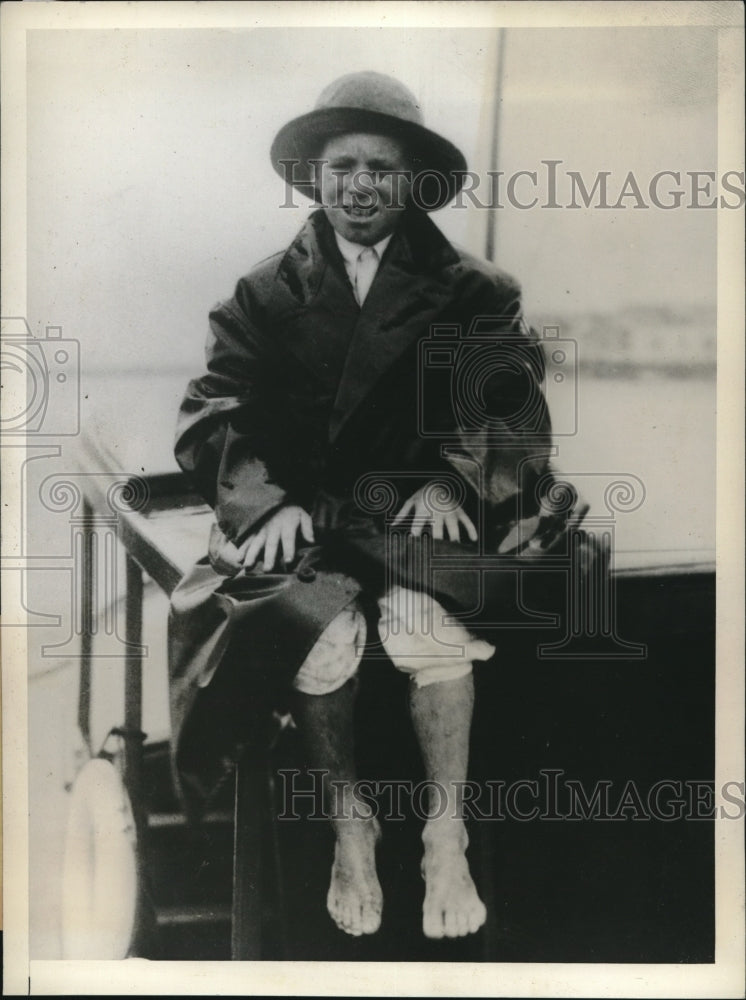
left=175, top=282, right=288, bottom=546
left=443, top=265, right=555, bottom=513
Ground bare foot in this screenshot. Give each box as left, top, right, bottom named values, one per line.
left=421, top=823, right=486, bottom=939
left=327, top=817, right=383, bottom=936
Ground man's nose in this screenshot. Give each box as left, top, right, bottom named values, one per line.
left=348, top=171, right=378, bottom=205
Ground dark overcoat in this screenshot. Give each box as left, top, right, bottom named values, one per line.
left=169, top=206, right=556, bottom=811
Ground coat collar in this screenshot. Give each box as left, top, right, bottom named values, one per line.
left=269, top=208, right=462, bottom=442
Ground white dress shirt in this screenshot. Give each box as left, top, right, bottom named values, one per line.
left=334, top=230, right=393, bottom=305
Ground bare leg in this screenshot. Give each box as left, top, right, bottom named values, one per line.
left=409, top=673, right=487, bottom=939
left=292, top=678, right=382, bottom=936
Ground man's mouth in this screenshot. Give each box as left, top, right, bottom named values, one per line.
left=343, top=204, right=378, bottom=219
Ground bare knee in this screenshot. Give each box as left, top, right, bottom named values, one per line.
left=376, top=587, right=494, bottom=687
left=292, top=600, right=367, bottom=695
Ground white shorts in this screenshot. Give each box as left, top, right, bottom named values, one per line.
left=292, top=585, right=495, bottom=696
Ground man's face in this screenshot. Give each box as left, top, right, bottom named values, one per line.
left=317, top=132, right=412, bottom=246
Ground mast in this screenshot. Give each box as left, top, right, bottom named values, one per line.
left=485, top=27, right=506, bottom=263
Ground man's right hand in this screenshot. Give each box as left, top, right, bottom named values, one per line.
left=238, top=505, right=315, bottom=571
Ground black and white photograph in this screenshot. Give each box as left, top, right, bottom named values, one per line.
left=1, top=1, right=744, bottom=995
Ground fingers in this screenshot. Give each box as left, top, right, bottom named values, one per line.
left=415, top=508, right=477, bottom=542
left=430, top=511, right=460, bottom=541
left=262, top=519, right=281, bottom=571
left=412, top=507, right=477, bottom=543
left=392, top=496, right=415, bottom=527
left=276, top=508, right=315, bottom=567
left=235, top=534, right=253, bottom=562
left=244, top=494, right=476, bottom=573
left=444, top=514, right=461, bottom=542
left=435, top=512, right=471, bottom=542
left=497, top=522, right=521, bottom=554
left=300, top=510, right=315, bottom=543
left=410, top=504, right=425, bottom=537
left=279, top=519, right=297, bottom=566
left=394, top=486, right=478, bottom=543
left=457, top=509, right=478, bottom=542
left=242, top=506, right=315, bottom=571
left=242, top=529, right=266, bottom=568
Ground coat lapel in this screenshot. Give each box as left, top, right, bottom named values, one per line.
left=267, top=214, right=359, bottom=390
left=267, top=209, right=461, bottom=439
left=329, top=210, right=460, bottom=442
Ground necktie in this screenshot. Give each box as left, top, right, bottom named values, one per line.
left=354, top=247, right=378, bottom=306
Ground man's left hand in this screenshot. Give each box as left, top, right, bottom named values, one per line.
left=392, top=482, right=477, bottom=542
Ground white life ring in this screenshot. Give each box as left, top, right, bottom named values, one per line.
left=61, top=757, right=139, bottom=959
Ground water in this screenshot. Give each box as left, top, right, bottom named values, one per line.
left=79, top=368, right=716, bottom=565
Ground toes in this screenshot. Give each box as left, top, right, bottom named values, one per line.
left=361, top=899, right=382, bottom=935
left=326, top=825, right=382, bottom=937
left=348, top=905, right=364, bottom=936
left=468, top=899, right=487, bottom=934
left=346, top=901, right=363, bottom=936
left=328, top=889, right=382, bottom=937
left=326, top=892, right=339, bottom=924
left=342, top=904, right=355, bottom=935
left=444, top=908, right=459, bottom=938
left=423, top=902, right=445, bottom=939
left=422, top=862, right=488, bottom=939
left=338, top=904, right=358, bottom=936
left=327, top=892, right=352, bottom=935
